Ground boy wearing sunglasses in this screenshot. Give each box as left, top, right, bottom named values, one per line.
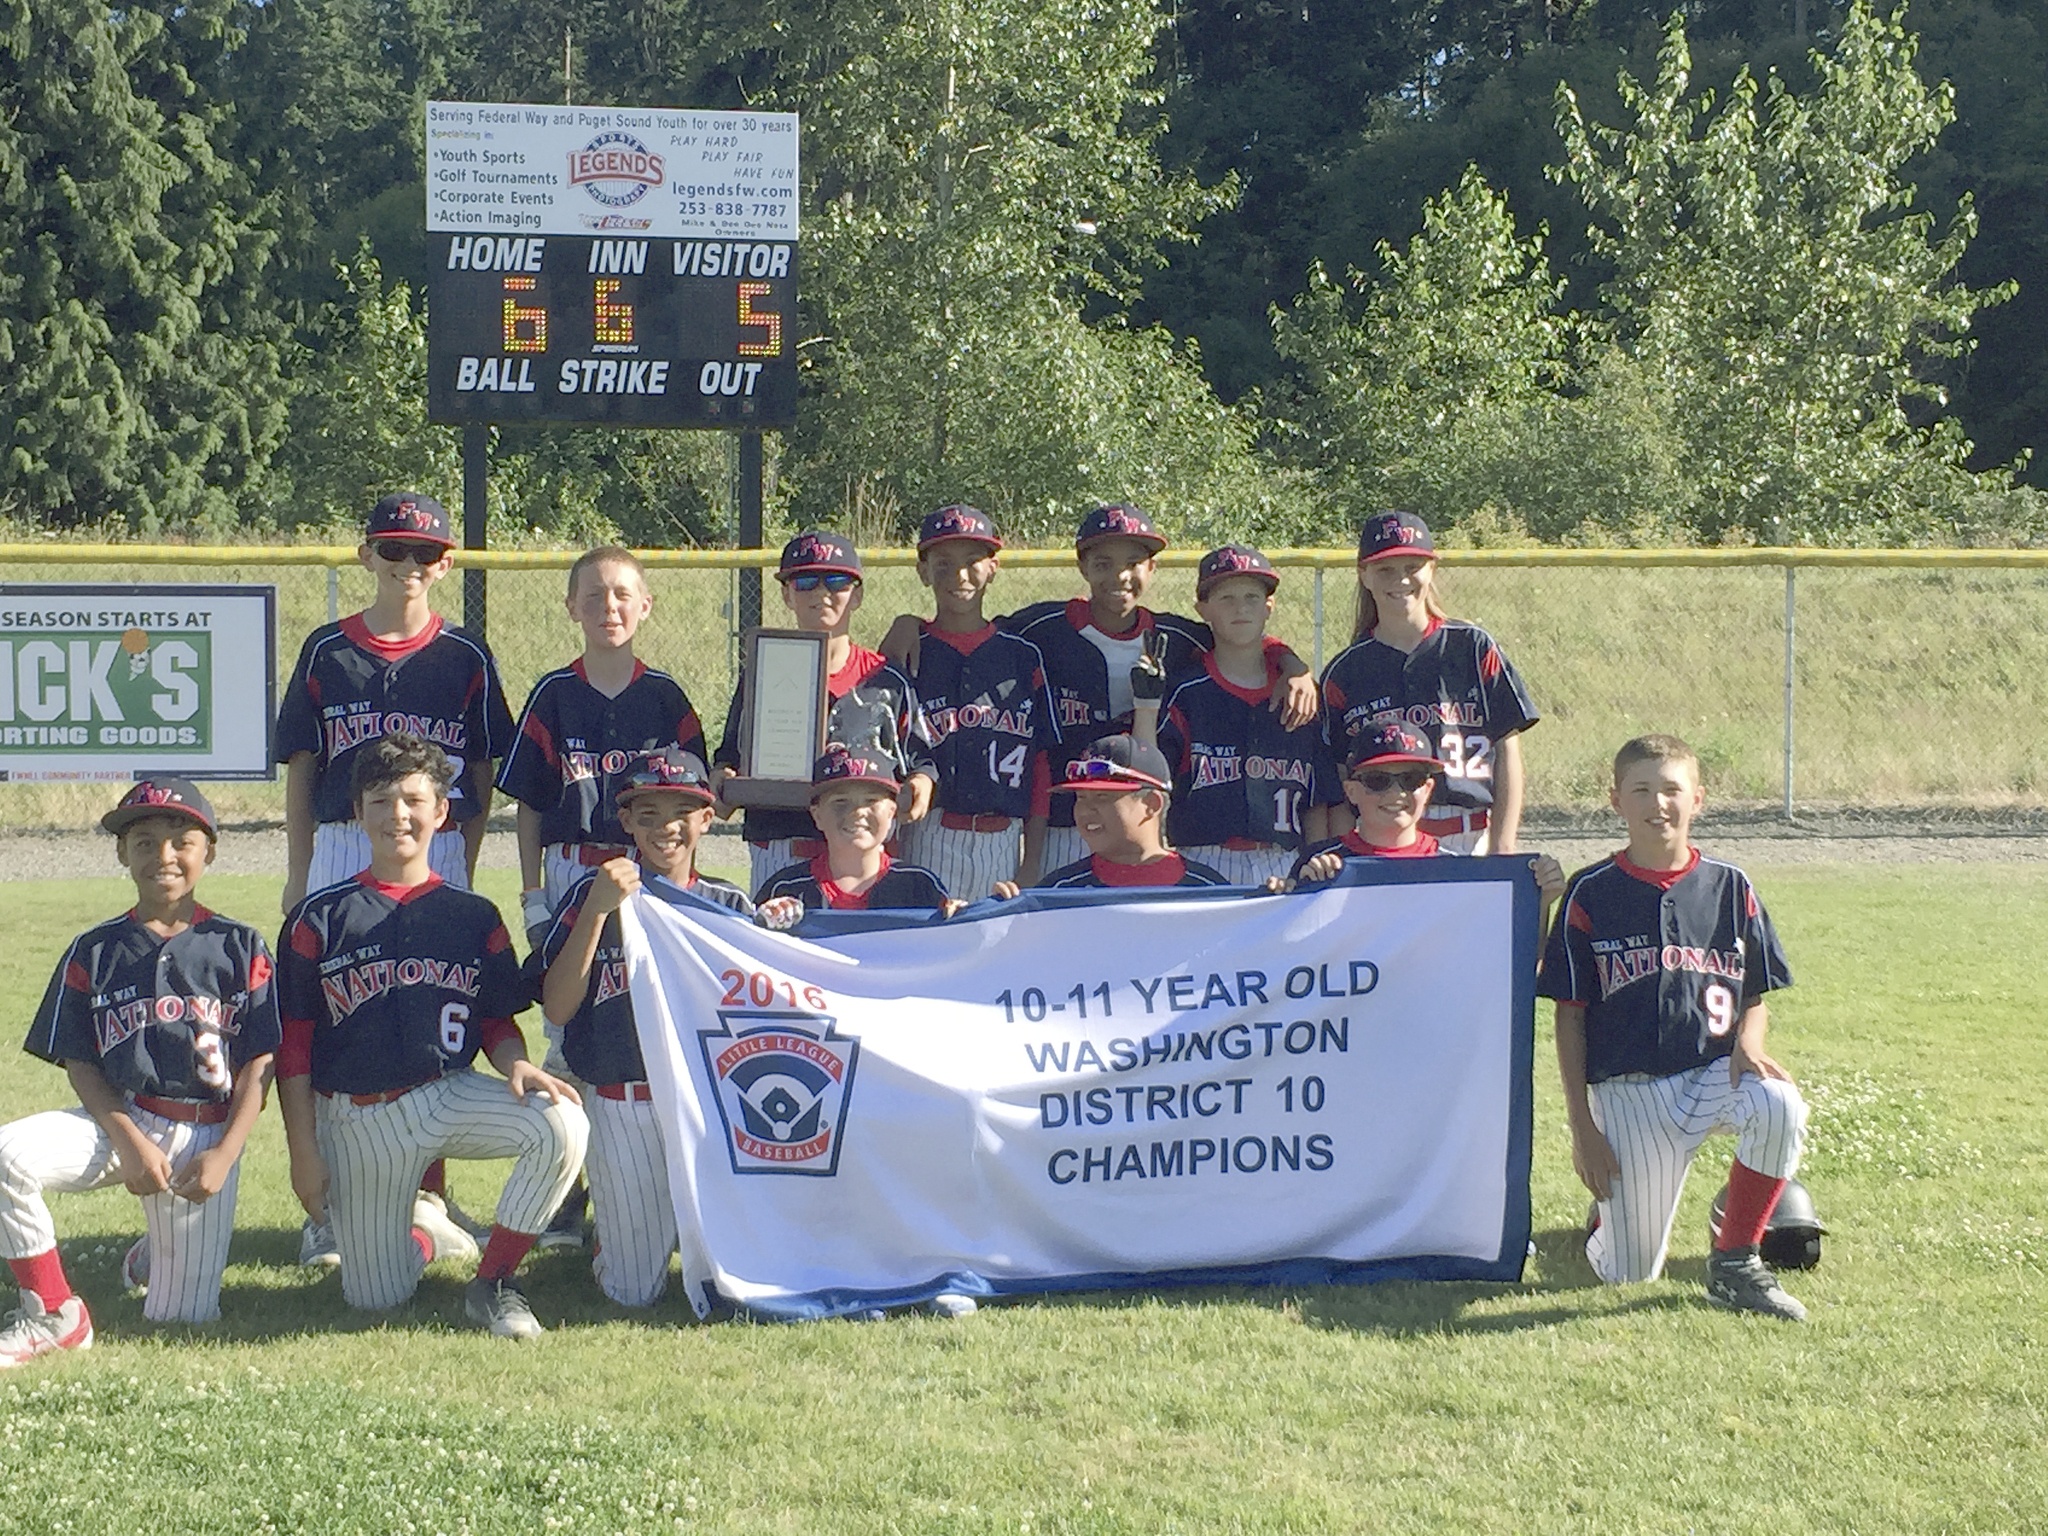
left=277, top=493, right=515, bottom=914
left=993, top=735, right=1230, bottom=893
left=712, top=531, right=938, bottom=898
left=274, top=492, right=516, bottom=1265
left=1293, top=724, right=1563, bottom=909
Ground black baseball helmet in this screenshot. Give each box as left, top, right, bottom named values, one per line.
left=1709, top=1176, right=1825, bottom=1271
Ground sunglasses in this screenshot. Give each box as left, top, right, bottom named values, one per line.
left=1351, top=768, right=1435, bottom=793
left=1065, top=758, right=1164, bottom=789
left=372, top=540, right=448, bottom=566
left=784, top=571, right=859, bottom=593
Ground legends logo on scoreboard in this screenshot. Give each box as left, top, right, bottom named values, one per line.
left=568, top=132, right=665, bottom=208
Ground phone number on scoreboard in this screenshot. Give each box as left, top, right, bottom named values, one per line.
left=425, top=233, right=797, bottom=428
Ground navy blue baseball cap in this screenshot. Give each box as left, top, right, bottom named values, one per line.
left=1075, top=503, right=1166, bottom=556
left=1358, top=510, right=1436, bottom=564
left=1344, top=722, right=1442, bottom=774
left=1055, top=734, right=1172, bottom=794
left=1196, top=543, right=1279, bottom=599
left=810, top=744, right=900, bottom=799
left=365, top=492, right=455, bottom=547
left=917, top=504, right=1002, bottom=554
left=102, top=777, right=218, bottom=839
left=777, top=530, right=863, bottom=582
left=614, top=747, right=717, bottom=807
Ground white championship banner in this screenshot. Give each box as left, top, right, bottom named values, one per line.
left=620, top=860, right=1538, bottom=1320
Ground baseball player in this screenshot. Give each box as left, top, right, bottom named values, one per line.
left=1316, top=511, right=1539, bottom=854
left=1539, top=734, right=1810, bottom=1321
left=994, top=735, right=1231, bottom=893
left=498, top=545, right=708, bottom=929
left=277, top=731, right=589, bottom=1339
left=277, top=492, right=516, bottom=907
left=276, top=492, right=517, bottom=1261
left=529, top=748, right=752, bottom=1308
left=0, top=779, right=279, bottom=1363
left=885, top=504, right=1316, bottom=879
left=711, top=530, right=938, bottom=898
left=755, top=747, right=958, bottom=919
left=894, top=505, right=1062, bottom=898
left=1136, top=545, right=1343, bottom=886
left=1290, top=723, right=1566, bottom=920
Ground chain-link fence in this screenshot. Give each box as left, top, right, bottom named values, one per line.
left=2, top=545, right=2043, bottom=829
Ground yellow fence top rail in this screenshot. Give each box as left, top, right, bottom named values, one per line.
left=1, top=543, right=2045, bottom=571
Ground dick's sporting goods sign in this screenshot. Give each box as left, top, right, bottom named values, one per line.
left=0, top=585, right=275, bottom=781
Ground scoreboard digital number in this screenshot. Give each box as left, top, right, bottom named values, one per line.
left=426, top=233, right=797, bottom=428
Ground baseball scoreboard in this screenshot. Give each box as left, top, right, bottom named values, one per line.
left=425, top=102, right=798, bottom=429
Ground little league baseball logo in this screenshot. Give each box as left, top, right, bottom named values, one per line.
left=698, top=1012, right=861, bottom=1176
left=568, top=132, right=665, bottom=209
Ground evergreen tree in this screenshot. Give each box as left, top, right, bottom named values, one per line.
left=0, top=0, right=286, bottom=528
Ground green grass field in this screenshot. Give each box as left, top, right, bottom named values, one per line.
left=0, top=861, right=2042, bottom=1533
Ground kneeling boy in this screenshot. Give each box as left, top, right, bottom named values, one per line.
left=278, top=732, right=589, bottom=1339
left=1, top=781, right=279, bottom=1361
left=530, top=749, right=752, bottom=1307
left=1539, top=734, right=1809, bottom=1320
left=998, top=735, right=1230, bottom=892
left=755, top=747, right=956, bottom=920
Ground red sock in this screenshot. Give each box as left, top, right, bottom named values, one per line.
left=476, top=1225, right=537, bottom=1282
left=410, top=1227, right=434, bottom=1265
left=420, top=1160, right=447, bottom=1197
left=1716, top=1161, right=1788, bottom=1252
left=9, top=1249, right=73, bottom=1309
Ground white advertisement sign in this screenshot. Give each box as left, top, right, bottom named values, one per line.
left=622, top=862, right=1538, bottom=1320
left=426, top=101, right=798, bottom=240
left=0, top=584, right=275, bottom=781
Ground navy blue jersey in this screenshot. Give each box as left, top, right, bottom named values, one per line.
left=495, top=661, right=707, bottom=847
left=1318, top=620, right=1538, bottom=814
left=1157, top=655, right=1342, bottom=851
left=714, top=646, right=934, bottom=844
left=276, top=614, right=516, bottom=825
left=279, top=874, right=525, bottom=1096
left=524, top=870, right=752, bottom=1085
left=911, top=622, right=1063, bottom=818
left=1287, top=831, right=1442, bottom=878
left=1538, top=851, right=1793, bottom=1083
left=756, top=855, right=950, bottom=912
left=25, top=909, right=282, bottom=1102
left=1039, top=853, right=1231, bottom=889
left=1004, top=601, right=1212, bottom=830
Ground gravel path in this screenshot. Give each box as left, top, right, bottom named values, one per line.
left=7, top=816, right=2046, bottom=882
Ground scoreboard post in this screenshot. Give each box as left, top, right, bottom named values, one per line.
left=424, top=102, right=799, bottom=633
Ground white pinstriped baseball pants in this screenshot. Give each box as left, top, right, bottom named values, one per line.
left=309, top=823, right=471, bottom=891
left=1585, top=1064, right=1806, bottom=1284
left=1177, top=843, right=1296, bottom=887
left=315, top=1070, right=588, bottom=1311
left=747, top=838, right=812, bottom=900
left=585, top=1092, right=678, bottom=1307
left=0, top=1105, right=242, bottom=1323
left=898, top=817, right=1021, bottom=902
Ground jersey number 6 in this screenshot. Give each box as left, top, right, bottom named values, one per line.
left=439, top=1002, right=470, bottom=1057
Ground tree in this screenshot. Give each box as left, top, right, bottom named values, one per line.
left=0, top=0, right=287, bottom=528
left=1552, top=1, right=2014, bottom=539
left=694, top=0, right=1299, bottom=540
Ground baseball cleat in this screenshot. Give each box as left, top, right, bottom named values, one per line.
left=0, top=1292, right=93, bottom=1367
left=122, top=1238, right=149, bottom=1294
left=423, top=1190, right=491, bottom=1242
left=412, top=1196, right=481, bottom=1265
left=298, top=1217, right=341, bottom=1270
left=535, top=1183, right=588, bottom=1252
left=927, top=1293, right=978, bottom=1319
left=465, top=1276, right=544, bottom=1340
left=1706, top=1250, right=1808, bottom=1322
